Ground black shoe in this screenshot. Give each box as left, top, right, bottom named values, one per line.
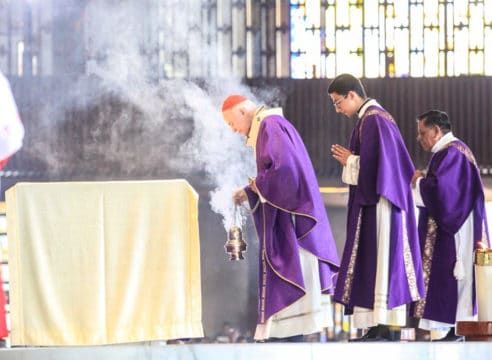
left=432, top=327, right=464, bottom=342
left=349, top=325, right=391, bottom=342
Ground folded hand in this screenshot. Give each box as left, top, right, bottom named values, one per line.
left=331, top=144, right=353, bottom=166
left=411, top=170, right=425, bottom=187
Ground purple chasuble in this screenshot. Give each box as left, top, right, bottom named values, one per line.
left=414, top=140, right=490, bottom=324
left=244, top=114, right=340, bottom=324
left=334, top=105, right=425, bottom=314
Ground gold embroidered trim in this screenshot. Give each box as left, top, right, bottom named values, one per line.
left=260, top=249, right=267, bottom=323
left=414, top=216, right=437, bottom=318
left=444, top=142, right=478, bottom=167
left=342, top=208, right=362, bottom=304
left=255, top=186, right=339, bottom=268
left=401, top=211, right=420, bottom=301
left=259, top=206, right=268, bottom=323
left=254, top=186, right=340, bottom=322
left=258, top=202, right=308, bottom=323
left=256, top=186, right=317, bottom=238
left=359, top=108, right=396, bottom=143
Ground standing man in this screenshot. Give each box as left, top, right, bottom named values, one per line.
left=222, top=95, right=340, bottom=342
left=328, top=74, right=424, bottom=341
left=411, top=110, right=489, bottom=341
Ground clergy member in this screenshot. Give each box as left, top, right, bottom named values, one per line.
left=221, top=95, right=340, bottom=342
left=328, top=74, right=425, bottom=341
left=411, top=110, right=490, bottom=341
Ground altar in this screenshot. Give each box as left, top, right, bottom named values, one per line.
left=5, top=180, right=203, bottom=346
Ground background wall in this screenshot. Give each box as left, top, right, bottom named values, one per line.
left=248, top=77, right=492, bottom=177
left=6, top=76, right=492, bottom=179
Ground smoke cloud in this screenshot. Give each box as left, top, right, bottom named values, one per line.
left=24, top=0, right=258, bottom=230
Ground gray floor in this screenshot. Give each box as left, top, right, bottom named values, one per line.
left=1, top=342, right=492, bottom=360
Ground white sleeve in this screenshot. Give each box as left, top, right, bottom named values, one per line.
left=341, top=155, right=360, bottom=185
left=412, top=177, right=425, bottom=207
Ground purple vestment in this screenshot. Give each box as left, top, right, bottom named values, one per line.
left=413, top=140, right=490, bottom=324
left=334, top=105, right=425, bottom=314
left=244, top=114, right=340, bottom=324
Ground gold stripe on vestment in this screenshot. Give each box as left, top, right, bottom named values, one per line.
left=358, top=108, right=396, bottom=143
left=254, top=186, right=340, bottom=268
left=413, top=216, right=437, bottom=318
left=341, top=208, right=362, bottom=304
left=402, top=210, right=421, bottom=301
left=446, top=142, right=477, bottom=167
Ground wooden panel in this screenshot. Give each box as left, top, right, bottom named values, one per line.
left=3, top=76, right=492, bottom=181
left=249, top=77, right=492, bottom=178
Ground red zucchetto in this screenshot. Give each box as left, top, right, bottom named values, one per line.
left=221, top=95, right=247, bottom=112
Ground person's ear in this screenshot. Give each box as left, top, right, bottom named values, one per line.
left=433, top=125, right=442, bottom=138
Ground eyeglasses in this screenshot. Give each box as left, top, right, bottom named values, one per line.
left=332, top=94, right=348, bottom=107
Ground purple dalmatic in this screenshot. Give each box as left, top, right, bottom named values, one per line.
left=334, top=105, right=425, bottom=314
left=244, top=114, right=340, bottom=324
left=414, top=139, right=490, bottom=324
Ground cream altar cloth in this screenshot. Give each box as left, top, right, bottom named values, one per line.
left=6, top=180, right=203, bottom=346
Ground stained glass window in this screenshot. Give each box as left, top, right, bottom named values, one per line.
left=0, top=0, right=52, bottom=76
left=290, top=0, right=492, bottom=78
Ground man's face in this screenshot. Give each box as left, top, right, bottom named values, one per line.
left=222, top=106, right=251, bottom=136
left=329, top=91, right=359, bottom=117
left=417, top=120, right=441, bottom=152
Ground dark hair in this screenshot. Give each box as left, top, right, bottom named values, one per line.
left=327, top=73, right=367, bottom=98
left=417, top=110, right=452, bottom=133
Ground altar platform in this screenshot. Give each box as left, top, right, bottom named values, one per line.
left=0, top=342, right=492, bottom=360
